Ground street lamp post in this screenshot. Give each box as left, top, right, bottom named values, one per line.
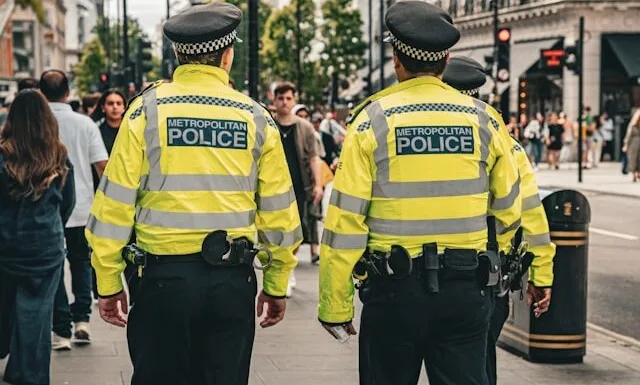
left=296, top=0, right=303, bottom=97
left=248, top=0, right=259, bottom=99
left=367, top=0, right=373, bottom=95
left=123, top=0, right=130, bottom=85
left=379, top=0, right=384, bottom=90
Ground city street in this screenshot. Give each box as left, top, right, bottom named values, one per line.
left=536, top=163, right=640, bottom=341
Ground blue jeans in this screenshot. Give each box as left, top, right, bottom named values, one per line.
left=531, top=138, right=544, bottom=165
left=3, top=267, right=61, bottom=385
left=52, top=227, right=92, bottom=338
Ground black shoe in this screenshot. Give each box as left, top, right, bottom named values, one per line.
left=311, top=254, right=320, bottom=265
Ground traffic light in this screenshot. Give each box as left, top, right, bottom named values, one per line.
left=496, top=27, right=511, bottom=82
left=136, top=38, right=154, bottom=89
left=518, top=78, right=527, bottom=117
left=565, top=45, right=580, bottom=75
left=483, top=54, right=494, bottom=76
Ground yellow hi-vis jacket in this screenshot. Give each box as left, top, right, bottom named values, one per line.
left=86, top=64, right=301, bottom=298
left=318, top=76, right=522, bottom=323
left=510, top=139, right=555, bottom=287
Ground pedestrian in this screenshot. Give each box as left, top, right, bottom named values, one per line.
left=272, top=82, right=324, bottom=296
left=82, top=93, right=101, bottom=118
left=545, top=112, right=563, bottom=170
left=39, top=70, right=109, bottom=350
left=0, top=89, right=76, bottom=385
left=558, top=111, right=574, bottom=163
left=524, top=112, right=544, bottom=168
left=318, top=3, right=521, bottom=384
left=86, top=3, right=301, bottom=384
left=623, top=108, right=640, bottom=182
left=444, top=56, right=555, bottom=385
left=506, top=113, right=519, bottom=140
left=599, top=112, right=615, bottom=161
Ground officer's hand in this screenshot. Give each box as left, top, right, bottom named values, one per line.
left=527, top=283, right=552, bottom=318
left=99, top=291, right=128, bottom=327
left=320, top=321, right=357, bottom=341
left=313, top=185, right=324, bottom=205
left=256, top=291, right=286, bottom=328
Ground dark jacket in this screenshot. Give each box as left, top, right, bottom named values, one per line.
left=0, top=152, right=76, bottom=277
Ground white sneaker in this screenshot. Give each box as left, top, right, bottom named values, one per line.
left=52, top=333, right=71, bottom=351
left=73, top=322, right=91, bottom=345
left=286, top=273, right=296, bottom=298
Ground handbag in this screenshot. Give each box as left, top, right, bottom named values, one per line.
left=320, top=161, right=334, bottom=187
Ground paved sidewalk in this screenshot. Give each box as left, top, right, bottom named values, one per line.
left=3, top=247, right=640, bottom=384
left=535, top=162, right=640, bottom=198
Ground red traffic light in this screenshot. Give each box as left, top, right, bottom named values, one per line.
left=100, top=73, right=108, bottom=83
left=497, top=28, right=511, bottom=42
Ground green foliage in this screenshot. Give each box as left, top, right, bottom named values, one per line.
left=320, top=0, right=367, bottom=79
left=260, top=0, right=320, bottom=104
left=73, top=37, right=107, bottom=94
left=260, top=0, right=366, bottom=106
left=15, top=0, right=45, bottom=24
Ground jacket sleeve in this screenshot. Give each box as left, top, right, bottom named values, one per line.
left=255, top=113, right=302, bottom=297
left=319, top=109, right=373, bottom=323
left=60, top=160, right=76, bottom=226
left=486, top=108, right=522, bottom=252
left=85, top=98, right=144, bottom=296
left=513, top=143, right=555, bottom=287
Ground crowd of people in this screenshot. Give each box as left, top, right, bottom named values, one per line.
left=506, top=106, right=640, bottom=182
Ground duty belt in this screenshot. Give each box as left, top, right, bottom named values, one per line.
left=123, top=230, right=273, bottom=277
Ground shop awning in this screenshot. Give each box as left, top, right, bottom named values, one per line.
left=604, top=35, right=640, bottom=79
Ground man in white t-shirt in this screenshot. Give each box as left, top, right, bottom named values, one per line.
left=40, top=70, right=108, bottom=350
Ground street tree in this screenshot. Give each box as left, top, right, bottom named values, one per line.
left=95, top=17, right=150, bottom=71
left=15, top=0, right=45, bottom=23
left=320, top=0, right=367, bottom=85
left=261, top=0, right=323, bottom=104
left=73, top=37, right=107, bottom=94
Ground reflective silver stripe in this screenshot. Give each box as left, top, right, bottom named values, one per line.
left=473, top=99, right=493, bottom=163
left=525, top=232, right=552, bottom=247
left=257, top=188, right=296, bottom=211
left=136, top=208, right=256, bottom=229
left=523, top=194, right=542, bottom=211
left=258, top=226, right=302, bottom=247
left=373, top=172, right=488, bottom=198
left=369, top=101, right=391, bottom=184
left=250, top=102, right=268, bottom=191
left=497, top=218, right=521, bottom=235
left=329, top=190, right=370, bottom=215
left=490, top=177, right=521, bottom=211
left=142, top=89, right=161, bottom=190
left=86, top=214, right=132, bottom=241
left=139, top=171, right=257, bottom=192
left=321, top=230, right=368, bottom=250
left=366, top=215, right=486, bottom=236
left=97, top=176, right=137, bottom=205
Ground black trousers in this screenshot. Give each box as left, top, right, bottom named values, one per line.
left=127, top=259, right=257, bottom=385
left=486, top=295, right=509, bottom=385
left=358, top=270, right=492, bottom=385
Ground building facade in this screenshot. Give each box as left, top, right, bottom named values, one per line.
left=64, top=0, right=99, bottom=73
left=0, top=0, right=15, bottom=100
left=12, top=5, right=44, bottom=79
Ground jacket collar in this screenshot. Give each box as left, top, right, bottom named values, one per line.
left=172, top=64, right=230, bottom=86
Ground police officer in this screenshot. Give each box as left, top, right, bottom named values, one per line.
left=318, top=2, right=522, bottom=384
left=443, top=56, right=555, bottom=385
left=86, top=3, right=302, bottom=385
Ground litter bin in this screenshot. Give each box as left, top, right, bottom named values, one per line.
left=498, top=189, right=590, bottom=363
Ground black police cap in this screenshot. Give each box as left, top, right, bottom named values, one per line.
left=384, top=1, right=460, bottom=62
left=443, top=56, right=487, bottom=96
left=163, top=2, right=242, bottom=55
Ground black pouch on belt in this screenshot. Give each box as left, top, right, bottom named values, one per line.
left=422, top=242, right=440, bottom=293
left=442, top=248, right=480, bottom=283
left=201, top=230, right=255, bottom=267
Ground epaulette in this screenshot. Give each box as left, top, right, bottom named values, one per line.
left=127, top=80, right=168, bottom=110
left=346, top=99, right=372, bottom=126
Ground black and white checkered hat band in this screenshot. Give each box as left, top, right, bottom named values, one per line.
left=461, top=88, right=479, bottom=96
left=173, top=30, right=238, bottom=55
left=387, top=34, right=448, bottom=62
